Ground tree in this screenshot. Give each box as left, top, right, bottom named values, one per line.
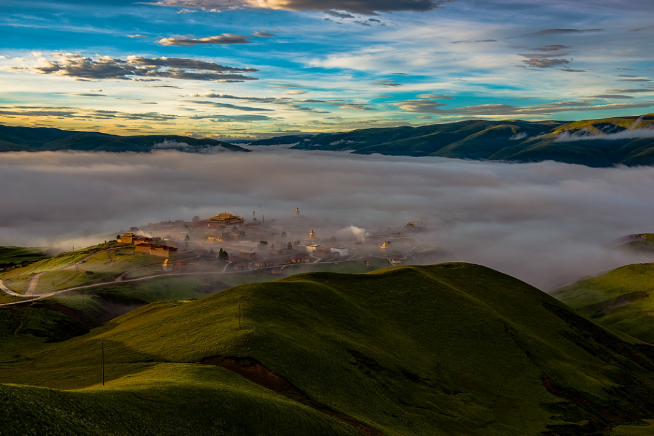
left=192, top=216, right=200, bottom=222
left=281, top=231, right=287, bottom=238
left=184, top=234, right=190, bottom=241
left=218, top=248, right=229, bottom=261
left=287, top=242, right=293, bottom=250
left=209, top=248, right=216, bottom=256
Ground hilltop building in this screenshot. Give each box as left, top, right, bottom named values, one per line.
left=205, top=212, right=245, bottom=227
left=118, top=232, right=138, bottom=244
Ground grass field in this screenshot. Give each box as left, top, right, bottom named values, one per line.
left=554, top=262, right=654, bottom=343
left=4, top=263, right=654, bottom=435
left=0, top=246, right=50, bottom=271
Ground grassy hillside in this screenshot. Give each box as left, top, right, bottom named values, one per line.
left=0, top=124, right=249, bottom=153
left=0, top=246, right=50, bottom=270
left=553, top=263, right=654, bottom=344
left=4, top=263, right=654, bottom=435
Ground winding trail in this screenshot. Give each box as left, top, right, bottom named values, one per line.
left=26, top=273, right=43, bottom=297
left=0, top=249, right=368, bottom=308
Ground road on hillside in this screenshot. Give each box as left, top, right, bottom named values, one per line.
left=0, top=252, right=369, bottom=307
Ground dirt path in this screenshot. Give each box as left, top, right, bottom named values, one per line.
left=0, top=279, right=23, bottom=297
left=26, top=272, right=44, bottom=296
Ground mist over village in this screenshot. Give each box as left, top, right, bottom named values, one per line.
left=2, top=0, right=654, bottom=435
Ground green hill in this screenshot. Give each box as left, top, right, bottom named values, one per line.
left=0, top=246, right=50, bottom=271
left=553, top=262, right=654, bottom=344
left=0, top=124, right=249, bottom=153
left=252, top=114, right=654, bottom=167
left=4, top=263, right=654, bottom=435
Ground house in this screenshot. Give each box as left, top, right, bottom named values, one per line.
left=306, top=244, right=320, bottom=253
left=291, top=255, right=310, bottom=264
left=315, top=248, right=331, bottom=259
left=118, top=232, right=138, bottom=244
left=233, top=263, right=249, bottom=272
left=134, top=243, right=152, bottom=253
left=150, top=245, right=178, bottom=258
left=330, top=247, right=349, bottom=257
left=239, top=251, right=257, bottom=260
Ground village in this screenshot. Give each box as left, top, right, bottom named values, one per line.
left=116, top=208, right=444, bottom=275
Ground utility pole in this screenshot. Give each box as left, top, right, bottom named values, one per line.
left=388, top=256, right=390, bottom=268
left=100, top=340, right=105, bottom=386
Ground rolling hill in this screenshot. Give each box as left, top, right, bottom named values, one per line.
left=553, top=262, right=654, bottom=344
left=252, top=114, right=654, bottom=167
left=0, top=124, right=249, bottom=153
left=4, top=263, right=654, bottom=435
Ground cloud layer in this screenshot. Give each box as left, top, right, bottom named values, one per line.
left=2, top=149, right=654, bottom=291
left=4, top=53, right=257, bottom=82
left=147, top=0, right=446, bottom=14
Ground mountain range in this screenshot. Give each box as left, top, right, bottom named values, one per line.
left=3, top=114, right=654, bottom=166
left=0, top=124, right=249, bottom=153
left=252, top=114, right=654, bottom=167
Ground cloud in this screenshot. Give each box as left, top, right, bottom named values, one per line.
left=326, top=10, right=355, bottom=18
left=522, top=28, right=603, bottom=37
left=451, top=39, right=497, bottom=44
left=127, top=34, right=149, bottom=38
left=4, top=150, right=654, bottom=291
left=389, top=99, right=447, bottom=112
left=608, top=88, right=654, bottom=93
left=185, top=92, right=326, bottom=112
left=417, top=94, right=454, bottom=99
left=0, top=105, right=178, bottom=121
left=533, top=45, right=571, bottom=51
left=523, top=58, right=570, bottom=68
left=253, top=31, right=275, bottom=37
left=337, top=103, right=374, bottom=111
left=585, top=94, right=634, bottom=99
left=373, top=79, right=402, bottom=86
left=158, top=34, right=251, bottom=46
left=188, top=100, right=275, bottom=111
left=555, top=124, right=654, bottom=142
left=6, top=53, right=257, bottom=82
left=389, top=100, right=654, bottom=116
left=145, top=0, right=448, bottom=14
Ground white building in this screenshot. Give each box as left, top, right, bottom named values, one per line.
left=330, top=247, right=349, bottom=256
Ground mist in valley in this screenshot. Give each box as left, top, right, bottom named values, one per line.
left=2, top=147, right=654, bottom=290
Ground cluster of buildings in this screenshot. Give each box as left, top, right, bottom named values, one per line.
left=118, top=208, right=426, bottom=273
left=117, top=232, right=179, bottom=258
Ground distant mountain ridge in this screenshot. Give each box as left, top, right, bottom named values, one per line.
left=252, top=114, right=654, bottom=167
left=4, top=115, right=654, bottom=166
left=0, top=124, right=249, bottom=153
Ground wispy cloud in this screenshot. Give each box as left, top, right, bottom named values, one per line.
left=522, top=28, right=603, bottom=37
left=158, top=34, right=251, bottom=46
left=253, top=31, right=275, bottom=37
left=145, top=0, right=449, bottom=14
left=3, top=53, right=258, bottom=82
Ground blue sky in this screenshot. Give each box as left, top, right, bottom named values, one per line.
left=0, top=0, right=653, bottom=138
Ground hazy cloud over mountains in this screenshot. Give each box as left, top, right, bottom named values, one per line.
left=2, top=149, right=654, bottom=290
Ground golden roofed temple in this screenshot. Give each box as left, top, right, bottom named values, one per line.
left=205, top=212, right=245, bottom=227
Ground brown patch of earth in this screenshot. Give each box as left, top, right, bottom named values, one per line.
left=201, top=355, right=384, bottom=436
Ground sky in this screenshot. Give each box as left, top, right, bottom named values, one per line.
left=2, top=148, right=654, bottom=290
left=0, top=0, right=653, bottom=139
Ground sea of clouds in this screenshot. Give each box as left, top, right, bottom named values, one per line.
left=2, top=147, right=654, bottom=290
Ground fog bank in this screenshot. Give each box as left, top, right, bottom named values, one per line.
left=2, top=148, right=654, bottom=290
